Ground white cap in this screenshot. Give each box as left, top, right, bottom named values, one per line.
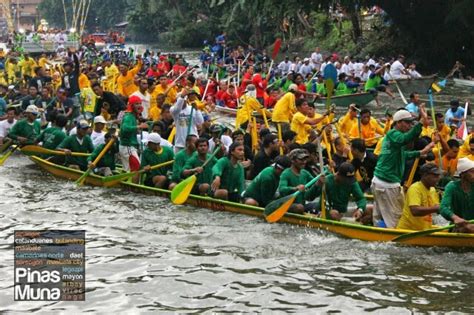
left=456, top=157, right=474, bottom=176
left=393, top=110, right=415, bottom=122
left=145, top=132, right=161, bottom=144
left=288, top=84, right=298, bottom=92
left=303, top=57, right=310, bottom=62
left=93, top=115, right=106, bottom=124
left=25, top=104, right=39, bottom=114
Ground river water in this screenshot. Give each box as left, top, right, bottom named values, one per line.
left=1, top=48, right=474, bottom=313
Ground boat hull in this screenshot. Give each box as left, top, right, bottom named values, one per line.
left=29, top=155, right=474, bottom=248
left=393, top=75, right=437, bottom=95
left=453, top=78, right=474, bottom=88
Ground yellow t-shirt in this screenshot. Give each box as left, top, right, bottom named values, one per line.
left=459, top=134, right=473, bottom=158
left=291, top=112, right=311, bottom=144
left=154, top=84, right=177, bottom=105
left=104, top=63, right=119, bottom=92
left=80, top=87, right=97, bottom=113
left=373, top=136, right=384, bottom=156
left=79, top=73, right=90, bottom=90
left=19, top=58, right=37, bottom=77
left=349, top=117, right=385, bottom=147
left=272, top=92, right=296, bottom=123
left=235, top=95, right=264, bottom=128
left=397, top=181, right=439, bottom=231
left=116, top=61, right=142, bottom=97
left=421, top=126, right=435, bottom=138
left=149, top=106, right=161, bottom=122
left=339, top=112, right=356, bottom=136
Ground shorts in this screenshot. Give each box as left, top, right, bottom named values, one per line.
left=119, top=145, right=139, bottom=172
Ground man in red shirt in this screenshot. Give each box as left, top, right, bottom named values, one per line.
left=172, top=58, right=187, bottom=75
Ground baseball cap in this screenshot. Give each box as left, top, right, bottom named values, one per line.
left=93, top=115, right=106, bottom=124
left=77, top=119, right=90, bottom=129
left=456, top=157, right=474, bottom=176
left=419, top=163, right=442, bottom=176
left=289, top=148, right=309, bottom=161
left=25, top=104, right=39, bottom=115
left=128, top=95, right=142, bottom=105
left=288, top=84, right=298, bottom=92
left=393, top=109, right=415, bottom=122
left=210, top=124, right=223, bottom=133
left=338, top=162, right=356, bottom=184
left=274, top=155, right=291, bottom=170
left=145, top=132, right=162, bottom=144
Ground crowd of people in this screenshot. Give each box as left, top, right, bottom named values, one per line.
left=0, top=33, right=473, bottom=233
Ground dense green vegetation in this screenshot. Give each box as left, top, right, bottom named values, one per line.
left=38, top=0, right=474, bottom=73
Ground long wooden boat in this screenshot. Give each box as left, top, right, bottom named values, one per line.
left=315, top=92, right=375, bottom=108
left=392, top=74, right=437, bottom=96
left=29, top=155, right=474, bottom=248
left=453, top=78, right=474, bottom=88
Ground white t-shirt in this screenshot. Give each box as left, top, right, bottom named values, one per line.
left=209, top=135, right=233, bottom=154
left=0, top=119, right=16, bottom=138
left=91, top=130, right=105, bottom=147
left=311, top=52, right=323, bottom=69
left=130, top=90, right=151, bottom=119
left=170, top=97, right=204, bottom=149
left=389, top=60, right=406, bottom=79
left=299, top=64, right=313, bottom=77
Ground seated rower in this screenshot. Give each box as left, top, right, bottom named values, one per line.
left=278, top=149, right=323, bottom=214
left=35, top=114, right=67, bottom=154
left=350, top=138, right=377, bottom=192
left=317, top=162, right=371, bottom=223
left=182, top=137, right=218, bottom=195
left=243, top=155, right=291, bottom=207
left=349, top=108, right=385, bottom=149
left=141, top=133, right=174, bottom=187
left=290, top=98, right=328, bottom=145
left=397, top=163, right=441, bottom=231
left=169, top=134, right=197, bottom=190
left=8, top=105, right=41, bottom=145
left=211, top=142, right=245, bottom=202
left=87, top=132, right=118, bottom=176
left=57, top=120, right=94, bottom=171
left=440, top=158, right=474, bottom=233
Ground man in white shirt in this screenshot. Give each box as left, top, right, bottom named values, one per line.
left=278, top=56, right=291, bottom=76
left=0, top=107, right=16, bottom=145
left=299, top=58, right=313, bottom=77
left=208, top=124, right=232, bottom=154
left=389, top=55, right=410, bottom=79
left=130, top=77, right=151, bottom=119
left=91, top=115, right=106, bottom=147
left=311, top=47, right=323, bottom=71
left=408, top=63, right=422, bottom=78
left=289, top=56, right=301, bottom=73
left=171, top=89, right=204, bottom=152
left=340, top=56, right=354, bottom=76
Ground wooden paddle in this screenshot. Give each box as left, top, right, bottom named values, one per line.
left=392, top=219, right=474, bottom=242
left=0, top=138, right=13, bottom=153
left=428, top=91, right=443, bottom=172
left=404, top=157, right=419, bottom=190
left=102, top=160, right=174, bottom=187
left=264, top=170, right=327, bottom=223
left=75, top=138, right=116, bottom=186
left=277, top=123, right=284, bottom=155
left=0, top=145, right=19, bottom=166
left=20, top=145, right=91, bottom=157
left=170, top=147, right=221, bottom=205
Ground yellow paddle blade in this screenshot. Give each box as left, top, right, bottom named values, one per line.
left=171, top=175, right=197, bottom=205
left=75, top=169, right=92, bottom=186
left=0, top=148, right=14, bottom=166
left=264, top=194, right=297, bottom=223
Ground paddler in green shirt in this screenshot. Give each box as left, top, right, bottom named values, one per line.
left=317, top=162, right=369, bottom=222
left=141, top=132, right=174, bottom=188
left=278, top=149, right=323, bottom=214
left=211, top=142, right=245, bottom=202
left=169, top=134, right=197, bottom=190
left=182, top=137, right=218, bottom=195
left=35, top=114, right=67, bottom=156
left=372, top=108, right=434, bottom=228
left=243, top=155, right=291, bottom=207
left=440, top=158, right=474, bottom=232
left=57, top=120, right=94, bottom=171
left=87, top=132, right=118, bottom=176
left=8, top=104, right=41, bottom=144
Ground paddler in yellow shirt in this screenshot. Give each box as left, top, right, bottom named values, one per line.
left=396, top=163, right=441, bottom=231
left=349, top=108, right=385, bottom=148
left=290, top=99, right=328, bottom=144
left=338, top=104, right=359, bottom=136
left=154, top=74, right=177, bottom=105
left=235, top=84, right=271, bottom=129
left=19, top=54, right=37, bottom=81
left=38, top=53, right=53, bottom=69
left=103, top=58, right=119, bottom=92
left=272, top=83, right=298, bottom=130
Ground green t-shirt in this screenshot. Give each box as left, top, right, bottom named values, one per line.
left=8, top=118, right=41, bottom=144
left=440, top=180, right=474, bottom=221
left=243, top=166, right=279, bottom=207
left=36, top=126, right=66, bottom=151
left=58, top=135, right=94, bottom=170
left=183, top=151, right=217, bottom=185
left=211, top=156, right=245, bottom=194
left=87, top=142, right=118, bottom=170
left=171, top=148, right=194, bottom=182
left=320, top=173, right=366, bottom=216
left=119, top=112, right=139, bottom=147
left=140, top=146, right=174, bottom=181
left=278, top=167, right=320, bottom=205
left=374, top=123, right=422, bottom=183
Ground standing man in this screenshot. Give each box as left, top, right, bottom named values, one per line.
left=311, top=47, right=323, bottom=71
left=117, top=57, right=142, bottom=98
left=170, top=89, right=204, bottom=152
left=371, top=108, right=434, bottom=228
left=130, top=77, right=151, bottom=119
left=119, top=96, right=149, bottom=172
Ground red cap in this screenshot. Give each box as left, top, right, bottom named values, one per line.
left=128, top=95, right=142, bottom=105
left=159, top=55, right=166, bottom=61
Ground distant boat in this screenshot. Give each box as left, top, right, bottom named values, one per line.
left=453, top=78, right=474, bottom=88
left=392, top=74, right=438, bottom=96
